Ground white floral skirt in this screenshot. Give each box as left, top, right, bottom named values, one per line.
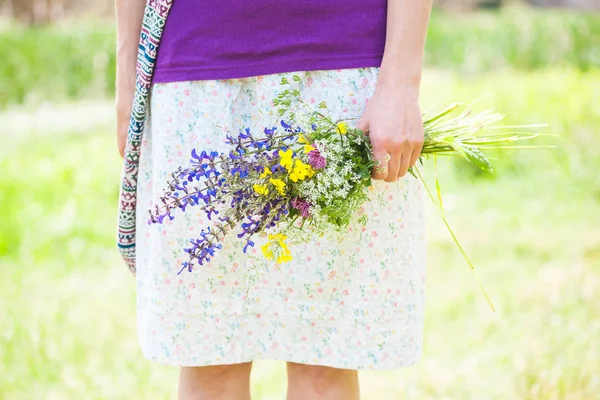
left=136, top=68, right=426, bottom=370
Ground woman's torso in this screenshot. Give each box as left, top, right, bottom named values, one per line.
left=153, top=0, right=388, bottom=83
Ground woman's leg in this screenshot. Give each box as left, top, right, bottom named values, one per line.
left=286, top=362, right=360, bottom=400
left=179, top=362, right=253, bottom=400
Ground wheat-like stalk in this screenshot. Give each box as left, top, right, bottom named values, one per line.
left=421, top=103, right=551, bottom=172
left=414, top=104, right=551, bottom=310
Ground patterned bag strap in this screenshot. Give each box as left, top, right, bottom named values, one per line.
left=117, top=0, right=174, bottom=275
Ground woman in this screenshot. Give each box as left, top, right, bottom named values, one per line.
left=116, top=0, right=432, bottom=399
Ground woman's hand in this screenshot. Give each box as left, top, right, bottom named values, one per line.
left=358, top=78, right=424, bottom=182
left=361, top=0, right=431, bottom=181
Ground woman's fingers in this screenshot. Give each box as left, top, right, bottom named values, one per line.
left=364, top=119, right=391, bottom=181
left=397, top=152, right=411, bottom=178
left=362, top=115, right=424, bottom=181
left=409, top=146, right=421, bottom=170
left=385, top=150, right=402, bottom=183
left=371, top=145, right=391, bottom=180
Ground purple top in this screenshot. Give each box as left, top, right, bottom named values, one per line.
left=153, top=0, right=388, bottom=83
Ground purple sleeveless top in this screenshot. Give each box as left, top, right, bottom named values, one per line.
left=153, top=0, right=388, bottom=83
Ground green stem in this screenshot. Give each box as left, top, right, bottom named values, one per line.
left=414, top=163, right=496, bottom=312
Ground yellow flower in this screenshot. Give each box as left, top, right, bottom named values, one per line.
left=268, top=233, right=287, bottom=243
left=276, top=252, right=293, bottom=263
left=269, top=178, right=286, bottom=195
left=278, top=149, right=294, bottom=171
left=303, top=162, right=315, bottom=178
left=253, top=184, right=269, bottom=196
left=259, top=167, right=272, bottom=179
left=336, top=122, right=348, bottom=135
left=298, top=134, right=309, bottom=144
left=260, top=243, right=274, bottom=260
left=261, top=234, right=293, bottom=263
left=289, top=159, right=315, bottom=182
left=298, top=134, right=315, bottom=153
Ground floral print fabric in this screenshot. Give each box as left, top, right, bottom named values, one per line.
left=136, top=68, right=426, bottom=369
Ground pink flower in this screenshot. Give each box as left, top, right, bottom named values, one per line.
left=291, top=198, right=312, bottom=218
left=307, top=149, right=327, bottom=170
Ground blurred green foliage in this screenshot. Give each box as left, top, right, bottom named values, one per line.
left=1, top=8, right=600, bottom=107
left=0, top=23, right=116, bottom=107
left=426, top=9, right=600, bottom=72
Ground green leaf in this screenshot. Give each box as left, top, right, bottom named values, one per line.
left=458, top=146, right=493, bottom=172
left=358, top=214, right=368, bottom=226
left=357, top=167, right=371, bottom=180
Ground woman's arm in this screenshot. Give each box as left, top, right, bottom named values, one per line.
left=358, top=0, right=433, bottom=181
left=115, top=0, right=147, bottom=157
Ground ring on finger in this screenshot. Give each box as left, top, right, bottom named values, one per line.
left=374, top=154, right=391, bottom=174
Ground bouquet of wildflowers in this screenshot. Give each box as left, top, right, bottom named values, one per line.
left=149, top=76, right=543, bottom=308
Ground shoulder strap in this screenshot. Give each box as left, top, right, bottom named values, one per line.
left=117, top=0, right=174, bottom=275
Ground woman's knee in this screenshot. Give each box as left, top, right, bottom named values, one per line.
left=286, top=362, right=358, bottom=396
left=179, top=362, right=252, bottom=400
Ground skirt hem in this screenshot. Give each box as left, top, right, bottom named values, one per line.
left=141, top=350, right=422, bottom=371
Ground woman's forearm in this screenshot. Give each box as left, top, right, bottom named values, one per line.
left=115, top=0, right=146, bottom=103
left=115, top=0, right=146, bottom=156
left=380, top=0, right=433, bottom=88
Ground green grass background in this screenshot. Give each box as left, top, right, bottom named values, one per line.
left=1, top=6, right=600, bottom=400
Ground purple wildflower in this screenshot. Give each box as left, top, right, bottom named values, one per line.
left=151, top=123, right=301, bottom=273
left=180, top=227, right=223, bottom=274
left=280, top=120, right=292, bottom=131
left=307, top=149, right=327, bottom=170
left=291, top=198, right=312, bottom=218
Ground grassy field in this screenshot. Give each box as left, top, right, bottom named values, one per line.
left=1, top=67, right=599, bottom=399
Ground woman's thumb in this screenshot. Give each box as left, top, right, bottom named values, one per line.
left=356, top=118, right=369, bottom=135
